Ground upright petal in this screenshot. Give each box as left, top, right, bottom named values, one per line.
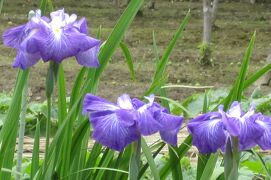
left=220, top=105, right=241, bottom=137
left=74, top=18, right=88, bottom=34
left=90, top=111, right=140, bottom=151
left=117, top=94, right=134, bottom=110
left=255, top=115, right=271, bottom=150
left=187, top=112, right=227, bottom=154
left=83, top=94, right=119, bottom=114
left=132, top=98, right=145, bottom=109
left=227, top=101, right=243, bottom=118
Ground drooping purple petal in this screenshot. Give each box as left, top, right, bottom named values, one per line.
left=255, top=115, right=271, bottom=150
left=35, top=27, right=98, bottom=62
left=156, top=112, right=183, bottom=146
left=75, top=44, right=100, bottom=67
left=187, top=112, right=227, bottom=154
left=12, top=50, right=41, bottom=70
left=135, top=96, right=162, bottom=135
left=89, top=110, right=139, bottom=151
left=83, top=93, right=119, bottom=114
left=238, top=113, right=264, bottom=150
left=136, top=107, right=162, bottom=135
left=2, top=24, right=27, bottom=48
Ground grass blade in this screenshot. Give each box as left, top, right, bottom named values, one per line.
left=120, top=42, right=136, bottom=80
left=160, top=135, right=192, bottom=179
left=148, top=10, right=190, bottom=94
left=0, top=70, right=29, bottom=177
left=232, top=32, right=256, bottom=102
left=199, top=153, right=219, bottom=180
left=243, top=63, right=271, bottom=89
left=93, top=0, right=144, bottom=87
left=0, top=0, right=3, bottom=14
left=139, top=142, right=165, bottom=179
left=141, top=138, right=160, bottom=180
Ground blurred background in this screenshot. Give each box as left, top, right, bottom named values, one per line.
left=0, top=0, right=271, bottom=101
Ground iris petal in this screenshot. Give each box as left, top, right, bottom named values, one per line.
left=36, top=28, right=98, bottom=62
left=236, top=113, right=263, bottom=150
left=75, top=43, right=100, bottom=67
left=2, top=24, right=27, bottom=48
left=255, top=116, right=271, bottom=150
left=12, top=50, right=40, bottom=70
left=83, top=94, right=119, bottom=114
left=187, top=112, right=227, bottom=154
left=156, top=112, right=183, bottom=146
left=90, top=111, right=139, bottom=151
left=136, top=107, right=162, bottom=136
left=117, top=94, right=134, bottom=110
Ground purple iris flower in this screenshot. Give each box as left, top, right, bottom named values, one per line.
left=255, top=115, right=271, bottom=150
left=83, top=94, right=183, bottom=151
left=187, top=101, right=269, bottom=154
left=2, top=9, right=100, bottom=69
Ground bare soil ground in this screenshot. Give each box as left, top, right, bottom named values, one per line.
left=1, top=0, right=271, bottom=102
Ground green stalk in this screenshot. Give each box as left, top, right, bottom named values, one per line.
left=15, top=78, right=28, bottom=180
left=45, top=62, right=58, bottom=161
left=129, top=139, right=141, bottom=180
left=224, top=137, right=239, bottom=180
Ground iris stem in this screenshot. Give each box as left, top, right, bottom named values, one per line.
left=224, top=137, right=239, bottom=180
left=45, top=96, right=51, bottom=160
left=15, top=75, right=28, bottom=180
left=129, top=139, right=141, bottom=180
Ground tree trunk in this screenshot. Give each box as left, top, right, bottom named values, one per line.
left=211, top=0, right=219, bottom=26
left=148, top=0, right=156, bottom=9
left=203, top=0, right=212, bottom=44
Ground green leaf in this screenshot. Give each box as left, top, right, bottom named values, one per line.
left=129, top=140, right=141, bottom=180
left=0, top=0, right=4, bottom=14
left=249, top=150, right=271, bottom=179
left=141, top=138, right=160, bottom=180
left=160, top=135, right=192, bottom=179
left=57, top=64, right=67, bottom=125
left=147, top=10, right=190, bottom=94
left=93, top=149, right=115, bottom=180
left=0, top=70, right=29, bottom=178
left=139, top=142, right=165, bottom=179
left=199, top=153, right=219, bottom=180
left=155, top=96, right=193, bottom=118
left=120, top=42, right=136, bottom=80
left=231, top=32, right=256, bottom=103
left=243, top=63, right=271, bottom=89
left=93, top=0, right=144, bottom=87
left=31, top=121, right=40, bottom=180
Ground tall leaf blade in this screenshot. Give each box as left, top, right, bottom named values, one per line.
left=147, top=11, right=190, bottom=95
left=120, top=42, right=136, bottom=80
left=93, top=0, right=144, bottom=86
left=141, top=138, right=160, bottom=180
left=199, top=153, right=219, bottom=180
left=0, top=70, right=29, bottom=177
